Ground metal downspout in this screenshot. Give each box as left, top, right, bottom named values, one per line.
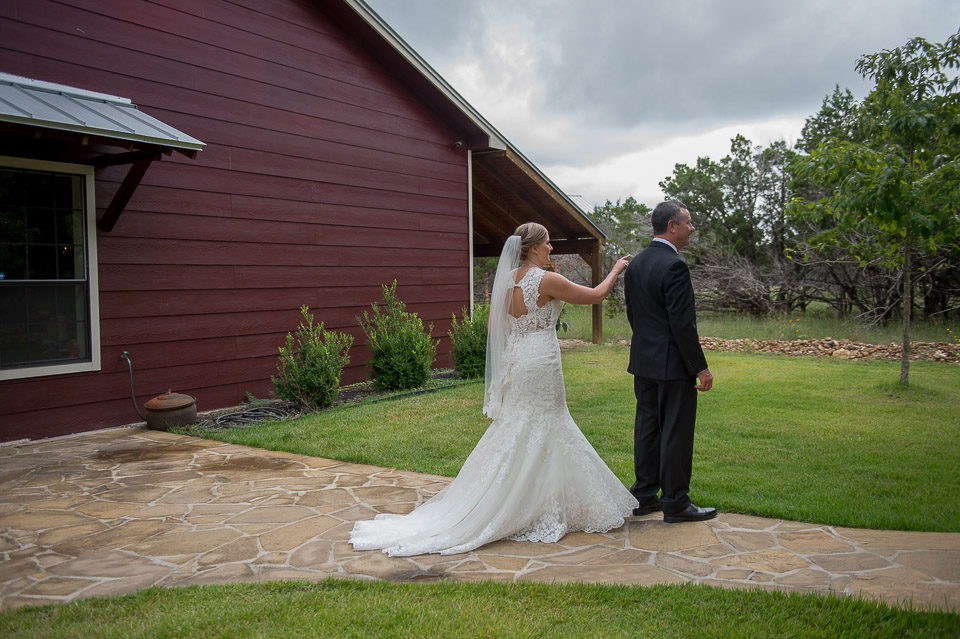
left=467, top=148, right=475, bottom=315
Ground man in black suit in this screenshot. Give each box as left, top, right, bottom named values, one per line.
left=624, top=201, right=716, bottom=523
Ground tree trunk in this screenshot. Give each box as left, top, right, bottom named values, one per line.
left=900, top=241, right=912, bottom=385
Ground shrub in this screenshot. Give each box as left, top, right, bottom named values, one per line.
left=448, top=303, right=488, bottom=379
left=556, top=306, right=570, bottom=332
left=604, top=291, right=625, bottom=319
left=357, top=280, right=438, bottom=391
left=272, top=305, right=353, bottom=410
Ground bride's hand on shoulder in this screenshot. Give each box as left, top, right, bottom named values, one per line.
left=614, top=255, right=631, bottom=275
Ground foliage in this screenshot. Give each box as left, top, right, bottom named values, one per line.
left=555, top=306, right=570, bottom=332
left=271, top=306, right=352, bottom=410
left=604, top=291, right=625, bottom=319
left=357, top=280, right=438, bottom=391
left=448, top=304, right=488, bottom=379
left=589, top=197, right=651, bottom=300
left=649, top=31, right=960, bottom=337
left=472, top=256, right=499, bottom=302
left=796, top=85, right=861, bottom=154
left=660, top=135, right=806, bottom=315
left=792, top=29, right=960, bottom=383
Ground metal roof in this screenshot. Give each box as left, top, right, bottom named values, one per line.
left=0, top=72, right=204, bottom=153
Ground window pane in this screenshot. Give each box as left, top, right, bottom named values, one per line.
left=27, top=208, right=57, bottom=244
left=54, top=175, right=76, bottom=208
left=0, top=206, right=26, bottom=243
left=0, top=165, right=91, bottom=372
left=58, top=245, right=77, bottom=279
left=27, top=245, right=57, bottom=279
left=0, top=285, right=27, bottom=323
left=23, top=171, right=55, bottom=208
left=0, top=170, right=23, bottom=206
left=0, top=243, right=27, bottom=279
left=0, top=283, right=88, bottom=367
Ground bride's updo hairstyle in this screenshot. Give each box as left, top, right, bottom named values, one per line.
left=513, top=222, right=548, bottom=262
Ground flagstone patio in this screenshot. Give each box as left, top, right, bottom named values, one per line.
left=1, top=427, right=958, bottom=612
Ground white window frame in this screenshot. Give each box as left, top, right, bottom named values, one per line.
left=0, top=155, right=101, bottom=380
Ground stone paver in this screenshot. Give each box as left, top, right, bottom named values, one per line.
left=1, top=427, right=959, bottom=612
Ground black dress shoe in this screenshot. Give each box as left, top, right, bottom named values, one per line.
left=663, top=503, right=717, bottom=523
left=632, top=498, right=662, bottom=516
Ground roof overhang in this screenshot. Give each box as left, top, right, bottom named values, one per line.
left=0, top=72, right=204, bottom=231
left=471, top=148, right=605, bottom=258
left=0, top=73, right=203, bottom=156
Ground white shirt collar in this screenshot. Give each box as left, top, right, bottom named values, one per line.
left=651, top=237, right=678, bottom=253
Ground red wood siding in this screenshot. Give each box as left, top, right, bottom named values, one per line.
left=0, top=0, right=472, bottom=441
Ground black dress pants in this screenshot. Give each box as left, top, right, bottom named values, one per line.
left=630, top=375, right=698, bottom=514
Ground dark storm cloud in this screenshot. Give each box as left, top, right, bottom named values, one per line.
left=365, top=0, right=958, bottom=131
left=531, top=0, right=957, bottom=130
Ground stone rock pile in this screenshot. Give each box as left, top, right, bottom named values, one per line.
left=698, top=337, right=960, bottom=363
left=559, top=338, right=960, bottom=363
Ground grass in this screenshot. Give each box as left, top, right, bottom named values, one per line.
left=196, top=346, right=960, bottom=533
left=6, top=346, right=960, bottom=634
left=3, top=580, right=958, bottom=638
left=561, top=303, right=960, bottom=344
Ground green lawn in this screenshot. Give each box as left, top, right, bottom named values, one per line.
left=193, top=345, right=960, bottom=532
left=3, top=580, right=958, bottom=638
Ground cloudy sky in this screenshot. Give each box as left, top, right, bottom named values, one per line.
left=363, top=0, right=957, bottom=210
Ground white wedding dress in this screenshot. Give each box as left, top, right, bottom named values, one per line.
left=349, top=267, right=637, bottom=556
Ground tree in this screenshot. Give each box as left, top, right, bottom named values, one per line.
left=660, top=135, right=809, bottom=315
left=589, top=197, right=651, bottom=300
left=796, top=85, right=860, bottom=154
left=794, top=30, right=960, bottom=384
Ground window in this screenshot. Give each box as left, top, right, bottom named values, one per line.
left=0, top=156, right=100, bottom=380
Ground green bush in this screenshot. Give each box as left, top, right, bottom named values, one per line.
left=448, top=304, right=488, bottom=379
left=357, top=280, right=438, bottom=391
left=272, top=306, right=353, bottom=410
left=604, top=291, right=625, bottom=320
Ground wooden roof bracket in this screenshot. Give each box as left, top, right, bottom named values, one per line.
left=93, top=150, right=162, bottom=232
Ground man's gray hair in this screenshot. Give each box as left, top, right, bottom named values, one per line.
left=651, top=201, right=688, bottom=234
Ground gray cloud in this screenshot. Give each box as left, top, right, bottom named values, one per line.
left=368, top=0, right=956, bottom=129
left=363, top=0, right=957, bottom=205
left=537, top=1, right=956, bottom=128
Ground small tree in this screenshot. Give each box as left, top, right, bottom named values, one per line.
left=795, top=30, right=960, bottom=384
left=357, top=280, right=438, bottom=391
left=448, top=304, right=488, bottom=379
left=272, top=306, right=353, bottom=410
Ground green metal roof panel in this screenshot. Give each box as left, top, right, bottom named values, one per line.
left=0, top=73, right=204, bottom=152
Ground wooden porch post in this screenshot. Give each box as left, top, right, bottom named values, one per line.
left=578, top=238, right=603, bottom=343
left=591, top=246, right=602, bottom=343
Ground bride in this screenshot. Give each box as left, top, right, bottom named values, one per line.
left=349, top=222, right=638, bottom=556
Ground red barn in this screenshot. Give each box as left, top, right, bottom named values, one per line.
left=0, top=0, right=606, bottom=442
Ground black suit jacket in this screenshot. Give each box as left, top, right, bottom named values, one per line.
left=624, top=241, right=707, bottom=380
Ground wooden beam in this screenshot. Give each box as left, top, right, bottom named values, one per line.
left=478, top=160, right=571, bottom=235
left=552, top=238, right=606, bottom=255
left=473, top=243, right=505, bottom=258
left=98, top=158, right=154, bottom=232
left=575, top=237, right=604, bottom=343
left=472, top=172, right=529, bottom=234
left=92, top=150, right=162, bottom=168
left=501, top=147, right=604, bottom=242
left=590, top=246, right=603, bottom=343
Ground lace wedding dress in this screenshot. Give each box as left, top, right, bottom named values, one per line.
left=349, top=267, right=637, bottom=556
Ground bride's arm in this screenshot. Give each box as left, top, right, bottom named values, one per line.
left=539, top=256, right=630, bottom=305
